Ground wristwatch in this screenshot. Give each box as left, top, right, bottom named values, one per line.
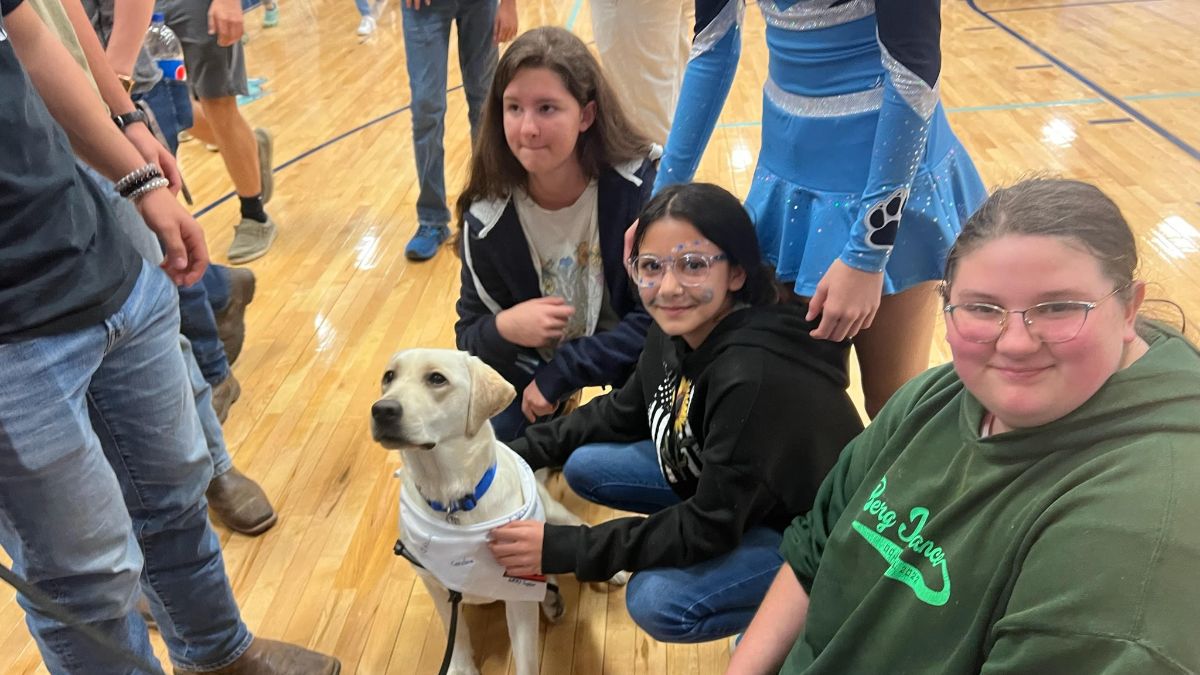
left=112, top=109, right=148, bottom=131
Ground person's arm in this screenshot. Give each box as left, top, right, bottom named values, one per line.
left=492, top=0, right=516, bottom=44
left=455, top=233, right=529, bottom=367
left=540, top=366, right=801, bottom=581
left=508, top=359, right=649, bottom=471
left=532, top=307, right=652, bottom=402
left=207, top=0, right=244, bottom=47
left=805, top=0, right=944, bottom=341
left=726, top=565, right=810, bottom=675
left=653, top=0, right=743, bottom=193
left=838, top=0, right=942, bottom=275
left=58, top=0, right=181, bottom=191
left=5, top=1, right=207, bottom=285
left=103, top=0, right=153, bottom=76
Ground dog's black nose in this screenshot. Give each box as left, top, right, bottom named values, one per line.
left=372, top=399, right=403, bottom=422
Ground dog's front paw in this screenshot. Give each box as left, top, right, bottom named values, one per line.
left=606, top=571, right=631, bottom=587
left=446, top=663, right=481, bottom=675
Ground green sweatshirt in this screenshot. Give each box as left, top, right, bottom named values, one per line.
left=781, top=323, right=1200, bottom=674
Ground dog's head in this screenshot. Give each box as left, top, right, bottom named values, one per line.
left=370, top=349, right=515, bottom=451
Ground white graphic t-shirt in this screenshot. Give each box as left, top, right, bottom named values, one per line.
left=398, top=444, right=548, bottom=602
left=514, top=181, right=604, bottom=359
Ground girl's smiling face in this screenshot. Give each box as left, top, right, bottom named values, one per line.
left=634, top=216, right=745, bottom=349
left=945, top=234, right=1143, bottom=432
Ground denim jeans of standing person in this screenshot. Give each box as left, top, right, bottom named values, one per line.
left=78, top=161, right=233, bottom=386
left=353, top=0, right=371, bottom=17
left=134, top=79, right=194, bottom=156
left=400, top=0, right=497, bottom=231
left=179, top=267, right=232, bottom=385
left=0, top=260, right=252, bottom=673
left=561, top=440, right=786, bottom=643
left=181, top=335, right=235, bottom=478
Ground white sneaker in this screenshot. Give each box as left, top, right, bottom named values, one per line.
left=356, top=15, right=376, bottom=36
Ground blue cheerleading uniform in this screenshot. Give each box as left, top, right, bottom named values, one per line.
left=657, top=0, right=987, bottom=296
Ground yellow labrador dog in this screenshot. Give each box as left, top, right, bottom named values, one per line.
left=371, top=349, right=627, bottom=675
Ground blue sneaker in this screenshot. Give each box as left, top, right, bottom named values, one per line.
left=405, top=223, right=449, bottom=261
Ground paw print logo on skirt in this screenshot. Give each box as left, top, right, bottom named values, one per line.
left=864, top=188, right=909, bottom=250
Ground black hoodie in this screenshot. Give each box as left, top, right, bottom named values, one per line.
left=508, top=303, right=865, bottom=582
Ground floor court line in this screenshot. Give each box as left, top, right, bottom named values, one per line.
left=983, top=0, right=1162, bottom=13
left=965, top=0, right=1200, bottom=163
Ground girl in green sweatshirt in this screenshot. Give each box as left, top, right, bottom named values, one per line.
left=730, top=177, right=1200, bottom=674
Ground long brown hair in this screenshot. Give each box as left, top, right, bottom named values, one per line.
left=454, top=26, right=653, bottom=230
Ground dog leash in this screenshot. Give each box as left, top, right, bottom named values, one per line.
left=393, top=538, right=557, bottom=675
left=394, top=539, right=462, bottom=675
left=0, top=561, right=163, bottom=673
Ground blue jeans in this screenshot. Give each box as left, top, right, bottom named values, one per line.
left=400, top=0, right=497, bottom=228
left=181, top=335, right=234, bottom=477
left=0, top=261, right=251, bottom=673
left=353, top=0, right=370, bottom=17
left=76, top=162, right=232, bottom=386
left=179, top=267, right=232, bottom=386
left=563, top=441, right=785, bottom=643
left=134, top=79, right=195, bottom=155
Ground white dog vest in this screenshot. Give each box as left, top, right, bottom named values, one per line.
left=398, top=444, right=548, bottom=602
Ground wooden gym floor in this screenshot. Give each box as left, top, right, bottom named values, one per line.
left=3, top=0, right=1199, bottom=672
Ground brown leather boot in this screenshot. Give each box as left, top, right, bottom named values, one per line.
left=215, top=268, right=256, bottom=365
left=211, top=374, right=241, bottom=424
left=206, top=467, right=278, bottom=536
left=203, top=638, right=340, bottom=674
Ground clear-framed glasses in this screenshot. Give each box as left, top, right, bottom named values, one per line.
left=627, top=253, right=728, bottom=289
left=943, top=284, right=1129, bottom=344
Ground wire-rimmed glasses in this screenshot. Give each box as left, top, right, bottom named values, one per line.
left=943, top=284, right=1129, bottom=344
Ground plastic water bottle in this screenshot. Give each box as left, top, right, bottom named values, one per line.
left=144, top=13, right=187, bottom=81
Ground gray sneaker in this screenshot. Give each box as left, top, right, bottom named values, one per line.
left=228, top=217, right=277, bottom=264
left=254, top=128, right=274, bottom=204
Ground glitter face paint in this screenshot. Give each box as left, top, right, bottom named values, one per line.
left=636, top=217, right=745, bottom=349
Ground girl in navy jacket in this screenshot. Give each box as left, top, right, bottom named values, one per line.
left=455, top=27, right=659, bottom=440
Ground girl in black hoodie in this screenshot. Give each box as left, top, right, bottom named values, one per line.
left=488, top=183, right=864, bottom=643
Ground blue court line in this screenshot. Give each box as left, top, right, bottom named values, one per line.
left=985, top=0, right=1161, bottom=13
left=565, top=0, right=583, bottom=32
left=947, top=97, right=1103, bottom=113
left=1128, top=91, right=1200, bottom=102
left=965, top=0, right=1200, bottom=163
left=194, top=86, right=463, bottom=218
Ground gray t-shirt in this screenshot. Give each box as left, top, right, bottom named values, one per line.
left=81, top=0, right=161, bottom=95
left=0, top=1, right=141, bottom=341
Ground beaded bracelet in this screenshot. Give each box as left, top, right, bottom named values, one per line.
left=115, top=163, right=164, bottom=198
left=126, top=177, right=170, bottom=202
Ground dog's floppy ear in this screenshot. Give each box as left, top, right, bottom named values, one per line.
left=465, top=355, right=515, bottom=437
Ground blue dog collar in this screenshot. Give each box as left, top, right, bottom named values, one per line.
left=427, top=463, right=497, bottom=514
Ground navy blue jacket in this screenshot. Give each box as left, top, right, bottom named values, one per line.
left=456, top=156, right=657, bottom=402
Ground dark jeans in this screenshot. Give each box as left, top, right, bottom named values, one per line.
left=179, top=268, right=232, bottom=386
left=137, top=79, right=231, bottom=385
left=135, top=79, right=194, bottom=155
left=562, top=440, right=785, bottom=643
